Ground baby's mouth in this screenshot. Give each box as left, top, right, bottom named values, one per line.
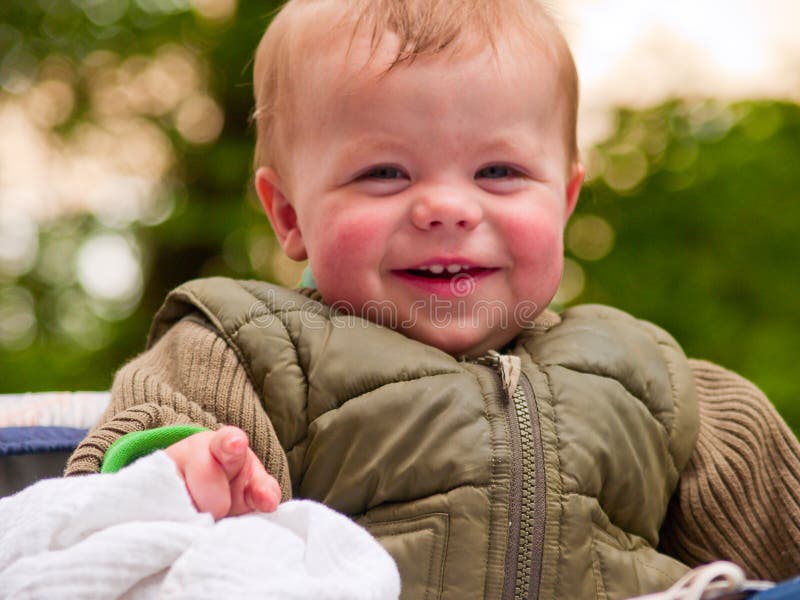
left=395, top=263, right=498, bottom=282
left=403, top=265, right=492, bottom=280
left=392, top=263, right=498, bottom=296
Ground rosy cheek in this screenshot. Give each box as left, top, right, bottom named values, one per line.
left=309, top=213, right=387, bottom=299
left=504, top=217, right=563, bottom=265
left=328, top=223, right=374, bottom=254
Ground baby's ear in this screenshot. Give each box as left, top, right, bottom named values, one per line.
left=564, top=161, right=586, bottom=222
left=255, top=167, right=307, bottom=261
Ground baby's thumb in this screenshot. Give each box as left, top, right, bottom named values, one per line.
left=209, top=426, right=249, bottom=481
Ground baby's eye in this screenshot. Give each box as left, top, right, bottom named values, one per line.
left=475, top=165, right=518, bottom=179
left=353, top=165, right=410, bottom=195
left=361, top=166, right=407, bottom=180
left=475, top=164, right=530, bottom=194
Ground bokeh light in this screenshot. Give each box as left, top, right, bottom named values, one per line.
left=0, top=212, right=39, bottom=277
left=0, top=286, right=37, bottom=350
left=191, top=0, right=238, bottom=22
left=76, top=232, right=143, bottom=310
left=567, top=215, right=615, bottom=262
left=174, top=94, right=225, bottom=145
left=552, top=258, right=586, bottom=306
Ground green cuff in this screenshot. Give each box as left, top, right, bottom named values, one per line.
left=101, top=425, right=209, bottom=473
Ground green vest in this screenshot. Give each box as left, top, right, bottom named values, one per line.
left=150, top=278, right=699, bottom=600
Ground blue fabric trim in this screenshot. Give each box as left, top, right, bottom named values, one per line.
left=299, top=266, right=317, bottom=289
left=755, top=577, right=800, bottom=598
left=0, top=426, right=88, bottom=456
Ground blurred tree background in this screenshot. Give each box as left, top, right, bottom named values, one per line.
left=1, top=1, right=799, bottom=429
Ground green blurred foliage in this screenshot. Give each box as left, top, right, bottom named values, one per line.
left=1, top=2, right=798, bottom=429
left=570, top=100, right=800, bottom=428
left=1, top=0, right=282, bottom=391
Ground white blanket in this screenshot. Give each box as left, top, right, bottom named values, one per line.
left=0, top=452, right=400, bottom=599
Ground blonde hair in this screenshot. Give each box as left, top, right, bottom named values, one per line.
left=253, top=0, right=579, bottom=173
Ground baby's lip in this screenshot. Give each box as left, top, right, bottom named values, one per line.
left=390, top=263, right=500, bottom=280
left=399, top=257, right=492, bottom=271
left=390, top=263, right=499, bottom=296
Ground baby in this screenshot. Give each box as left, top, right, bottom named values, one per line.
left=69, top=1, right=800, bottom=598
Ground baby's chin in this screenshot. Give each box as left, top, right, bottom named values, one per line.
left=397, top=321, right=522, bottom=359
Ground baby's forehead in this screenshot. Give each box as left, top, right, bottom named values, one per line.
left=296, top=34, right=562, bottom=117
left=253, top=0, right=579, bottom=169
left=262, top=0, right=567, bottom=87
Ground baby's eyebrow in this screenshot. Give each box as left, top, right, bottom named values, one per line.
left=472, top=136, right=544, bottom=160
left=336, top=135, right=407, bottom=157
left=325, top=135, right=411, bottom=181
left=335, top=135, right=541, bottom=159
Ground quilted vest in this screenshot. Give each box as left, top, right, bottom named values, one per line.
left=149, top=278, right=699, bottom=600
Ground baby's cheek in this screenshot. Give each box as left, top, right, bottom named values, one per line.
left=323, top=222, right=374, bottom=255
left=505, top=216, right=564, bottom=267
left=309, top=215, right=385, bottom=303
left=503, top=215, right=565, bottom=304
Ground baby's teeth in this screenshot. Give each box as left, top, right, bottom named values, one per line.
left=446, top=264, right=462, bottom=274
left=429, top=264, right=445, bottom=274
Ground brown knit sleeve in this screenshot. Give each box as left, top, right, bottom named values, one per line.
left=65, top=317, right=291, bottom=501
left=659, top=359, right=800, bottom=580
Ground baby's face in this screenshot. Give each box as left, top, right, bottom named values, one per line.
left=257, top=33, right=584, bottom=357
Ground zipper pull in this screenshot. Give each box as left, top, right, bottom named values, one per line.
left=498, top=354, right=522, bottom=399
left=477, top=351, right=522, bottom=400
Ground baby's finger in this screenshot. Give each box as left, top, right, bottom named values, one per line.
left=245, top=460, right=281, bottom=512
left=208, top=426, right=249, bottom=481
left=228, top=451, right=281, bottom=515
left=182, top=451, right=232, bottom=520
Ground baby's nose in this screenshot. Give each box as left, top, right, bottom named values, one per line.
left=410, top=189, right=483, bottom=231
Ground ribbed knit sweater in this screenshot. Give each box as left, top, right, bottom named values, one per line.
left=67, top=318, right=800, bottom=581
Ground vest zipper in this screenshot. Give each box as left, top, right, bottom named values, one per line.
left=476, top=352, right=545, bottom=600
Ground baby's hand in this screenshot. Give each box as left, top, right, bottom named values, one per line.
left=165, top=426, right=281, bottom=520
